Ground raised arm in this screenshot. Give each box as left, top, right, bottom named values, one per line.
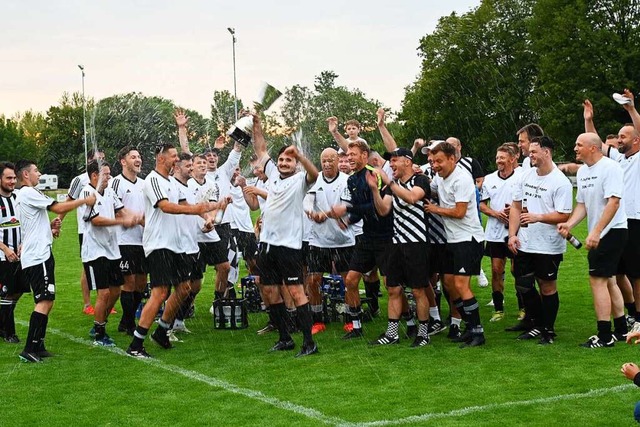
left=411, top=139, right=427, bottom=156
left=622, top=89, right=640, bottom=134
left=252, top=113, right=269, bottom=163
left=376, top=108, right=397, bottom=153
left=49, top=193, right=96, bottom=215
left=327, top=117, right=349, bottom=152
left=583, top=100, right=598, bottom=135
left=283, top=146, right=318, bottom=185
left=174, top=108, right=192, bottom=155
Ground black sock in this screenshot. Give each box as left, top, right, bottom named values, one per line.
left=296, top=303, right=314, bottom=345
left=270, top=303, right=291, bottom=342
left=454, top=298, right=466, bottom=323
left=364, top=280, right=380, bottom=312
left=492, top=291, right=504, bottom=312
left=131, top=326, right=149, bottom=349
left=541, top=292, right=559, bottom=332
left=613, top=315, right=628, bottom=335
left=597, top=320, right=612, bottom=342
left=349, top=305, right=363, bottom=330
left=521, top=288, right=542, bottom=326
left=94, top=321, right=106, bottom=340
left=516, top=290, right=525, bottom=310
left=0, top=299, right=8, bottom=333
left=24, top=311, right=47, bottom=353
left=176, top=292, right=197, bottom=322
left=463, top=298, right=481, bottom=331
left=120, top=291, right=134, bottom=328
left=37, top=313, right=49, bottom=352
left=626, top=302, right=637, bottom=319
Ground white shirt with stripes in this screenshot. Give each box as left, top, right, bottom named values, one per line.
left=111, top=174, right=145, bottom=246
left=0, top=192, right=21, bottom=261
left=142, top=170, right=182, bottom=256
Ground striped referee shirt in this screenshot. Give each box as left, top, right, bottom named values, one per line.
left=0, top=193, right=21, bottom=261
left=391, top=174, right=430, bottom=244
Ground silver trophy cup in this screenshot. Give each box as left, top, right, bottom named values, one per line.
left=227, top=82, right=282, bottom=147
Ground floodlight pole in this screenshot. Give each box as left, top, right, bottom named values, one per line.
left=228, top=27, right=238, bottom=121
left=78, top=65, right=88, bottom=168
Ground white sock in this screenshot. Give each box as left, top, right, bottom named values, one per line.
left=451, top=317, right=461, bottom=327
left=429, top=307, right=441, bottom=321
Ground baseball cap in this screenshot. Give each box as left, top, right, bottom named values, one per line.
left=420, top=140, right=445, bottom=155
left=383, top=147, right=413, bottom=161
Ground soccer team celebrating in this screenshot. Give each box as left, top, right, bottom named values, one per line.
left=1, top=89, right=640, bottom=363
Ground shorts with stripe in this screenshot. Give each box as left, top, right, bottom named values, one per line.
left=617, top=219, right=640, bottom=279
left=386, top=242, right=430, bottom=288
left=146, top=249, right=190, bottom=288
left=307, top=245, right=354, bottom=274
left=119, top=245, right=147, bottom=275
left=84, top=257, right=124, bottom=290
left=0, top=261, right=30, bottom=296
left=591, top=228, right=628, bottom=278
left=22, top=253, right=56, bottom=303
left=443, top=239, right=483, bottom=276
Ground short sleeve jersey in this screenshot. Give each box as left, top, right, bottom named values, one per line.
left=0, top=192, right=21, bottom=261
left=391, top=174, right=430, bottom=244
left=308, top=172, right=355, bottom=248
left=480, top=168, right=521, bottom=242
left=576, top=156, right=627, bottom=237
left=260, top=159, right=309, bottom=249
left=607, top=147, right=640, bottom=219
left=111, top=175, right=145, bottom=246
left=206, top=149, right=241, bottom=225
left=16, top=187, right=55, bottom=268
left=432, top=165, right=485, bottom=243
left=68, top=172, right=89, bottom=234
left=142, top=170, right=181, bottom=256
left=173, top=177, right=200, bottom=255
left=513, top=166, right=573, bottom=254
left=228, top=184, right=254, bottom=233
left=187, top=177, right=220, bottom=243
left=81, top=185, right=124, bottom=262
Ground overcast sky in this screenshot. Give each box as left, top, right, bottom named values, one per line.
left=2, top=0, right=480, bottom=118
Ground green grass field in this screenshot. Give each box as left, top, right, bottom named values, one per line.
left=1, top=208, right=639, bottom=426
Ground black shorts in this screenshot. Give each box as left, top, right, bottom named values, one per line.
left=590, top=228, right=628, bottom=278
left=256, top=243, right=303, bottom=286
left=301, top=241, right=310, bottom=267
left=22, top=253, right=56, bottom=303
left=146, top=249, right=190, bottom=288
left=348, top=239, right=390, bottom=276
left=183, top=252, right=203, bottom=281
left=233, top=229, right=258, bottom=261
left=0, top=261, right=30, bottom=296
left=119, top=245, right=147, bottom=275
left=199, top=241, right=227, bottom=267
left=484, top=241, right=514, bottom=259
left=429, top=243, right=446, bottom=277
left=84, top=257, right=124, bottom=290
left=513, top=251, right=563, bottom=281
left=443, top=239, right=483, bottom=276
left=307, top=246, right=354, bottom=274
left=386, top=242, right=430, bottom=288
left=78, top=233, right=83, bottom=256
left=617, top=220, right=640, bottom=279
left=216, top=223, right=232, bottom=250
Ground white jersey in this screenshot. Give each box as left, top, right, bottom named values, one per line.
left=480, top=168, right=522, bottom=242
left=68, top=172, right=89, bottom=234
left=206, top=149, right=241, bottom=225
left=173, top=177, right=200, bottom=255
left=260, top=159, right=309, bottom=249
left=576, top=156, right=627, bottom=237
left=187, top=177, right=220, bottom=243
left=228, top=184, right=254, bottom=233
left=432, top=165, right=485, bottom=243
left=0, top=192, right=21, bottom=262
left=607, top=147, right=640, bottom=220
left=513, top=165, right=573, bottom=254
left=16, top=187, right=54, bottom=268
left=307, top=172, right=355, bottom=248
left=255, top=178, right=269, bottom=212
left=521, top=157, right=532, bottom=170
left=142, top=170, right=182, bottom=256
left=110, top=174, right=145, bottom=246
left=81, top=185, right=123, bottom=262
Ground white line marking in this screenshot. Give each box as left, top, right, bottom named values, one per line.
left=344, top=383, right=635, bottom=427
left=21, top=321, right=635, bottom=426
left=18, top=321, right=347, bottom=426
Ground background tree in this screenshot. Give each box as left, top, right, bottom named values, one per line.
left=0, top=116, right=39, bottom=163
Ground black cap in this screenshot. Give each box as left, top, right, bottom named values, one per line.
left=383, top=147, right=413, bottom=161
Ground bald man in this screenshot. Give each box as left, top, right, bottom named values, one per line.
left=559, top=133, right=628, bottom=347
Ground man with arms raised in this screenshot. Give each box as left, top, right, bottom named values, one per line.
left=15, top=159, right=95, bottom=362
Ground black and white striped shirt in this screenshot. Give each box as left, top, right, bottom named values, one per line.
left=420, top=164, right=447, bottom=244
left=0, top=193, right=20, bottom=261
left=391, top=174, right=430, bottom=244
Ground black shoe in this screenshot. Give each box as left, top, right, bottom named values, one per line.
left=427, top=319, right=447, bottom=336
left=4, top=334, right=20, bottom=343
left=342, top=329, right=364, bottom=340
left=126, top=346, right=152, bottom=359
left=517, top=328, right=542, bottom=340
left=18, top=351, right=42, bottom=363
left=580, top=335, right=614, bottom=348
left=185, top=303, right=196, bottom=319
left=451, top=328, right=472, bottom=343
left=538, top=331, right=556, bottom=345
left=36, top=349, right=54, bottom=358
left=295, top=342, right=318, bottom=357
left=459, top=333, right=486, bottom=348
left=505, top=320, right=533, bottom=332
left=411, top=335, right=431, bottom=347
left=369, top=333, right=400, bottom=346
left=151, top=329, right=173, bottom=349
left=447, top=324, right=461, bottom=340
left=613, top=331, right=628, bottom=342
left=406, top=325, right=418, bottom=339
left=257, top=323, right=277, bottom=335
left=270, top=339, right=295, bottom=352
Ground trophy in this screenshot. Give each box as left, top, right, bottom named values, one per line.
left=227, top=82, right=282, bottom=147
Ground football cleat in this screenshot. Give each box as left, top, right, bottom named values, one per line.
left=257, top=323, right=276, bottom=335
left=150, top=329, right=173, bottom=349
left=517, top=328, right=542, bottom=340
left=342, top=329, right=364, bottom=340
left=459, top=333, right=486, bottom=348
left=269, top=339, right=295, bottom=352
left=411, top=335, right=431, bottom=347
left=126, top=346, right=152, bottom=359
left=311, top=322, right=326, bottom=335
left=369, top=333, right=399, bottom=346
left=490, top=311, right=504, bottom=322
left=82, top=305, right=95, bottom=315
left=427, top=319, right=447, bottom=336
left=4, top=334, right=20, bottom=343
left=18, top=351, right=42, bottom=363
left=580, top=335, right=614, bottom=348
left=295, top=342, right=318, bottom=357
left=93, top=336, right=116, bottom=347
left=447, top=324, right=461, bottom=340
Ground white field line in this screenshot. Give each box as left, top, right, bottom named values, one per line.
left=343, top=383, right=635, bottom=427
left=22, top=321, right=634, bottom=427
left=17, top=321, right=347, bottom=426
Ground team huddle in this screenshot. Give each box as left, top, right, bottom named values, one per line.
left=1, top=90, right=639, bottom=363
